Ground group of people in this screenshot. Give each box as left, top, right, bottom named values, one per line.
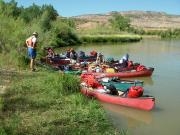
left=25, top=32, right=129, bottom=72
left=65, top=48, right=78, bottom=64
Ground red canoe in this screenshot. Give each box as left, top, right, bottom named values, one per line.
left=87, top=67, right=154, bottom=78
left=40, top=57, right=71, bottom=65
left=80, top=85, right=155, bottom=111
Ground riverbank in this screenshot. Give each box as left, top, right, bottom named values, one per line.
left=0, top=69, right=122, bottom=135
left=79, top=34, right=142, bottom=43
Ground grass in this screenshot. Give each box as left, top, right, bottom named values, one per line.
left=80, top=34, right=142, bottom=43
left=0, top=70, right=122, bottom=135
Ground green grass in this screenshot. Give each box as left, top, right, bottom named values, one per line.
left=80, top=34, right=142, bottom=43
left=0, top=70, right=121, bottom=135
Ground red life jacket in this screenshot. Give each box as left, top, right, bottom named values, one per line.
left=81, top=73, right=101, bottom=88
left=136, top=65, right=146, bottom=71
left=127, top=86, right=144, bottom=98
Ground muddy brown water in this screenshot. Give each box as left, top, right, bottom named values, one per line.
left=58, top=38, right=180, bottom=135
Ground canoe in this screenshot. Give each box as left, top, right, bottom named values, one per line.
left=88, top=67, right=154, bottom=78
left=80, top=84, right=155, bottom=111
left=113, top=62, right=140, bottom=72
left=64, top=69, right=82, bottom=75
left=99, top=77, right=144, bottom=92
left=78, top=55, right=97, bottom=63
left=40, top=57, right=71, bottom=66
left=81, top=73, right=144, bottom=92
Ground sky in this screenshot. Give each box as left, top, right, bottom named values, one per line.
left=6, top=0, right=180, bottom=17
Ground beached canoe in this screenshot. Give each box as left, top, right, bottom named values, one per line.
left=64, top=69, right=82, bottom=75
left=40, top=57, right=71, bottom=65
left=80, top=84, right=155, bottom=111
left=78, top=55, right=97, bottom=63
left=99, top=77, right=144, bottom=92
left=87, top=67, right=154, bottom=78
left=81, top=73, right=144, bottom=92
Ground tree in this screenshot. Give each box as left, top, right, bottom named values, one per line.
left=19, top=3, right=41, bottom=23
left=39, top=4, right=58, bottom=31
left=0, top=0, right=21, bottom=18
left=41, top=4, right=58, bottom=21
left=109, top=13, right=130, bottom=31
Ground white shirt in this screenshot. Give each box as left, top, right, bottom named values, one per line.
left=31, top=35, right=37, bottom=44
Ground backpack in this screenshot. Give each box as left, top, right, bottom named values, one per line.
left=79, top=51, right=85, bottom=58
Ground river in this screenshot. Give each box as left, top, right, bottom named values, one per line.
left=59, top=38, right=180, bottom=135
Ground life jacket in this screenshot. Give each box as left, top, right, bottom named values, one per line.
left=81, top=73, right=101, bottom=88
left=128, top=61, right=133, bottom=67
left=127, top=86, right=144, bottom=98
left=90, top=51, right=97, bottom=57
left=136, top=65, right=146, bottom=71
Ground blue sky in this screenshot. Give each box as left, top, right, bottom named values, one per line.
left=7, top=0, right=180, bottom=17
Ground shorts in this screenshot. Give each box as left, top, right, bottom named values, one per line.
left=28, top=47, right=36, bottom=59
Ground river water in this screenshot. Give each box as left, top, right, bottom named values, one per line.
left=60, top=38, right=180, bottom=135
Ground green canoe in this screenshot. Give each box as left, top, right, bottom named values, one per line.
left=64, top=70, right=82, bottom=75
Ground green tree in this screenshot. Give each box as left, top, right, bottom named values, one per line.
left=0, top=0, right=21, bottom=18
left=19, top=3, right=41, bottom=23
left=41, top=4, right=58, bottom=21
left=39, top=5, right=58, bottom=31
left=109, top=13, right=130, bottom=31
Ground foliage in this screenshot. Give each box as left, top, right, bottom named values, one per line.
left=0, top=0, right=21, bottom=18
left=80, top=34, right=142, bottom=43
left=59, top=17, right=76, bottom=28
left=0, top=71, right=121, bottom=135
left=19, top=3, right=41, bottom=23
left=160, top=29, right=180, bottom=38
left=109, top=13, right=131, bottom=31
left=0, top=0, right=81, bottom=69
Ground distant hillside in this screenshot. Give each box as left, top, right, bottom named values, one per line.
left=72, top=11, right=180, bottom=31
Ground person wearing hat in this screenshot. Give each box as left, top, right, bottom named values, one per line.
left=26, top=32, right=38, bottom=71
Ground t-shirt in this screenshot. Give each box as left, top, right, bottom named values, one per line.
left=31, top=36, right=37, bottom=44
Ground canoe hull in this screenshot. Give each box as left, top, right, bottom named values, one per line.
left=81, top=87, right=155, bottom=111
left=40, top=57, right=71, bottom=65
left=89, top=67, right=154, bottom=78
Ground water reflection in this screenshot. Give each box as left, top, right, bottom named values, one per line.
left=101, top=102, right=153, bottom=125
left=57, top=39, right=180, bottom=135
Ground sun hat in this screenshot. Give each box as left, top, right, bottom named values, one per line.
left=32, top=32, right=38, bottom=36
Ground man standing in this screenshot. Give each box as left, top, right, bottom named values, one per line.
left=26, top=32, right=38, bottom=71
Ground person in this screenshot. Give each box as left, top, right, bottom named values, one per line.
left=106, top=84, right=119, bottom=96
left=66, top=48, right=71, bottom=58
left=70, top=48, right=78, bottom=64
left=96, top=52, right=104, bottom=64
left=26, top=32, right=38, bottom=71
left=122, top=53, right=129, bottom=62
left=46, top=47, right=55, bottom=58
left=119, top=53, right=129, bottom=68
left=94, top=64, right=102, bottom=73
